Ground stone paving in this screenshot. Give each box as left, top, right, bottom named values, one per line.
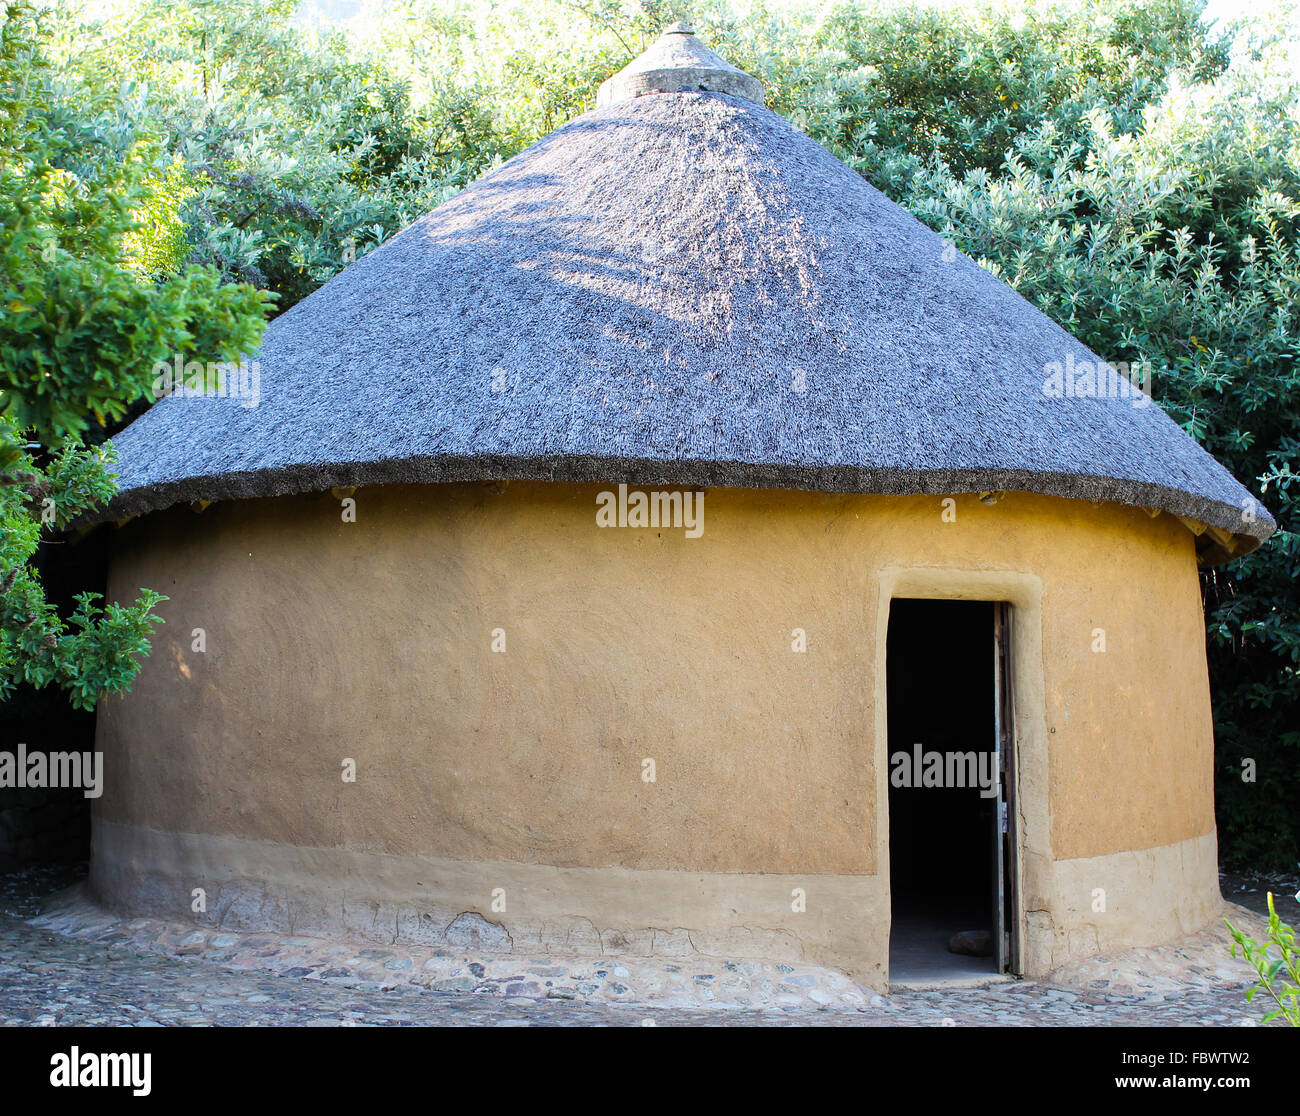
left=0, top=865, right=1278, bottom=1027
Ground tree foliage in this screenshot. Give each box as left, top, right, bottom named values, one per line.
left=0, top=1, right=270, bottom=709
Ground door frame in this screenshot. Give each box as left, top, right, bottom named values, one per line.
left=877, top=567, right=1046, bottom=981
left=992, top=600, right=1019, bottom=973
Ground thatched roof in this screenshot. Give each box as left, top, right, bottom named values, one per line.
left=103, top=26, right=1274, bottom=562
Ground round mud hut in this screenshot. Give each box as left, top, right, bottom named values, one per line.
left=91, top=25, right=1275, bottom=989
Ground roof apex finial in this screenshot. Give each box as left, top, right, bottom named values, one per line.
left=596, top=23, right=764, bottom=108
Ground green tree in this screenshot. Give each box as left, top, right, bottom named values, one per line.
left=0, top=1, right=271, bottom=709
left=66, top=0, right=498, bottom=311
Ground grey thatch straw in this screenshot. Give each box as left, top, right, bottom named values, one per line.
left=102, top=28, right=1275, bottom=563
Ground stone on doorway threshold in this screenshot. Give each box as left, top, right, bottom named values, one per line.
left=948, top=929, right=994, bottom=957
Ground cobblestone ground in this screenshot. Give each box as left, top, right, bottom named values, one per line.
left=0, top=866, right=1270, bottom=1027
left=0, top=913, right=1267, bottom=1026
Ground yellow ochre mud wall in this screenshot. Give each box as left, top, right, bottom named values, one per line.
left=91, top=482, right=1221, bottom=988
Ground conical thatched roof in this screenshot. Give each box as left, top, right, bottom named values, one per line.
left=105, top=26, right=1274, bottom=562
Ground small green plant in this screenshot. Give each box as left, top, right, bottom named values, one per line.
left=1226, top=892, right=1300, bottom=1027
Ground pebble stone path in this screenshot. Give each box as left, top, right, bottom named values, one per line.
left=0, top=866, right=1274, bottom=1027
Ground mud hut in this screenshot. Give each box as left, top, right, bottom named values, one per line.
left=91, top=25, right=1274, bottom=988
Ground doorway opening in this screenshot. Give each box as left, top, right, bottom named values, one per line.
left=886, top=597, right=1018, bottom=986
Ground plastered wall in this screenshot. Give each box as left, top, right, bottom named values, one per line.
left=91, top=482, right=1220, bottom=981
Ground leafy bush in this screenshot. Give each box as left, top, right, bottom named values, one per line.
left=0, top=434, right=167, bottom=710
left=1, top=1, right=269, bottom=710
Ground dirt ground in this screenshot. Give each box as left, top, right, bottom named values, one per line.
left=1218, top=867, right=1300, bottom=920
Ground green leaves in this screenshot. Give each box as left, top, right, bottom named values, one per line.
left=0, top=2, right=273, bottom=452
left=58, top=589, right=169, bottom=712
left=62, top=0, right=500, bottom=312
left=0, top=421, right=168, bottom=711
left=1226, top=891, right=1300, bottom=1026
left=0, top=2, right=257, bottom=713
